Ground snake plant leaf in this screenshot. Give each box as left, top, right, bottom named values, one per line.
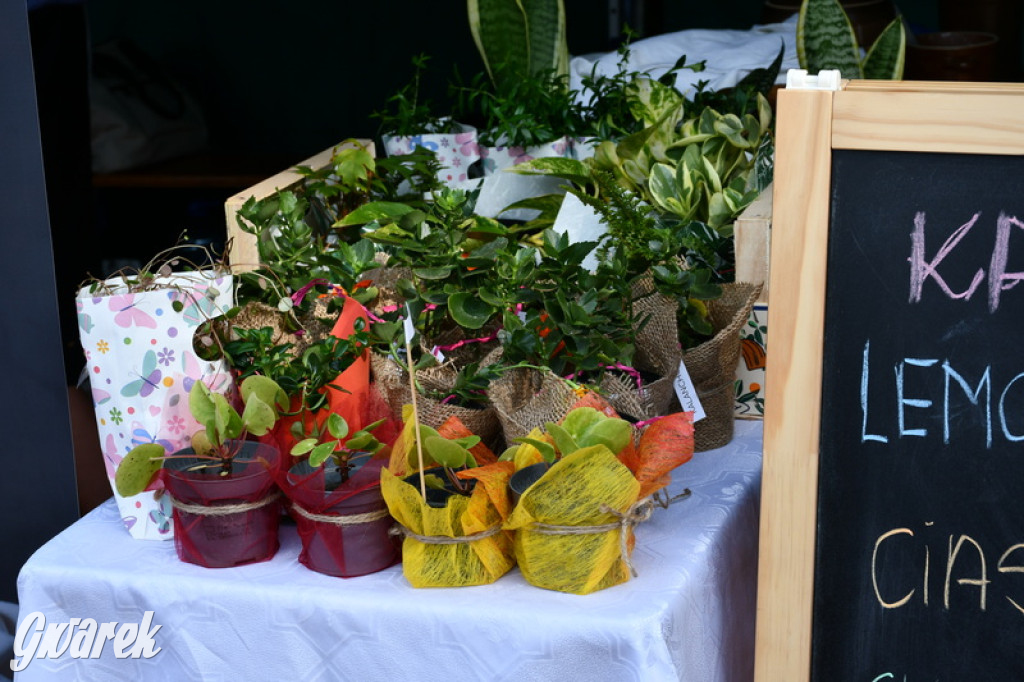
left=798, top=0, right=863, bottom=79
left=114, top=443, right=166, bottom=497
left=862, top=17, right=906, bottom=80
left=448, top=292, right=495, bottom=329
left=468, top=0, right=567, bottom=88
left=513, top=157, right=592, bottom=187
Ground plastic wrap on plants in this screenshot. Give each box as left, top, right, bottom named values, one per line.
left=381, top=460, right=515, bottom=587
left=278, top=456, right=398, bottom=578
left=505, top=445, right=640, bottom=594
left=76, top=270, right=234, bottom=540
left=163, top=441, right=281, bottom=568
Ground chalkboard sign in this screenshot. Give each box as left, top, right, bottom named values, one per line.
left=755, top=81, right=1024, bottom=681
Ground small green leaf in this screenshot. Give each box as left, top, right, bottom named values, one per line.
left=336, top=201, right=415, bottom=227
left=545, top=421, right=579, bottom=456
left=114, top=444, right=165, bottom=497
left=308, top=442, right=337, bottom=467
left=291, top=438, right=319, bottom=456
left=423, top=435, right=471, bottom=468
left=448, top=292, right=495, bottom=329
left=326, top=413, right=349, bottom=440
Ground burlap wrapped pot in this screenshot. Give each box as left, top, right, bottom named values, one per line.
left=681, top=282, right=763, bottom=451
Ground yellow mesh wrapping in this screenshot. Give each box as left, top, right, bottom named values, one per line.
left=381, top=461, right=515, bottom=587
left=504, top=445, right=641, bottom=595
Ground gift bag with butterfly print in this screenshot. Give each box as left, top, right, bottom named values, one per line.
left=76, top=270, right=234, bottom=540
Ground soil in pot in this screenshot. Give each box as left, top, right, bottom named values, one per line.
left=284, top=458, right=398, bottom=578
left=163, top=441, right=282, bottom=568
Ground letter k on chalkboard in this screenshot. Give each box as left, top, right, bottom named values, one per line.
left=755, top=79, right=1024, bottom=681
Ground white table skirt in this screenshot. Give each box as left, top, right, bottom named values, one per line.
left=15, top=420, right=762, bottom=682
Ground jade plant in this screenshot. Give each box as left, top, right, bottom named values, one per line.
left=797, top=0, right=906, bottom=80
left=115, top=375, right=288, bottom=496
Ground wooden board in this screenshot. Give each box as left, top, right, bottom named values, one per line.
left=755, top=79, right=1024, bottom=681
left=224, top=138, right=374, bottom=272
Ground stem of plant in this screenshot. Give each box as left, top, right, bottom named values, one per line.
left=406, top=333, right=427, bottom=501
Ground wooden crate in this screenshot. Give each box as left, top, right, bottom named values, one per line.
left=224, top=139, right=374, bottom=272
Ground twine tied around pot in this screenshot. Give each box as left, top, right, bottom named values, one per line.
left=389, top=522, right=503, bottom=545
left=289, top=504, right=390, bottom=526
left=526, top=489, right=692, bottom=577
left=168, top=490, right=283, bottom=517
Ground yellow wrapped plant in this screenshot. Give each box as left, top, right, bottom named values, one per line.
left=504, top=393, right=694, bottom=594
left=381, top=407, right=514, bottom=587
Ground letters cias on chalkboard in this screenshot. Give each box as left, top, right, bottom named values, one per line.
left=812, top=150, right=1024, bottom=681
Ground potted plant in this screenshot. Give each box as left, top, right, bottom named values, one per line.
left=380, top=409, right=515, bottom=587
left=114, top=374, right=289, bottom=567
left=283, top=414, right=400, bottom=578
left=372, top=54, right=481, bottom=187
left=339, top=187, right=512, bottom=448
left=502, top=396, right=695, bottom=594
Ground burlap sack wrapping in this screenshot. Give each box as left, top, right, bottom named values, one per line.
left=504, top=445, right=642, bottom=595
left=488, top=367, right=580, bottom=445
left=381, top=461, right=515, bottom=587
left=681, top=282, right=763, bottom=451
left=370, top=345, right=503, bottom=450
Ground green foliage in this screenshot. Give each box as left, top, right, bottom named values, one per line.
left=468, top=0, right=567, bottom=91
left=290, top=415, right=387, bottom=480
left=370, top=54, right=450, bottom=137
left=451, top=64, right=580, bottom=148
left=114, top=375, right=287, bottom=495
left=797, top=0, right=905, bottom=79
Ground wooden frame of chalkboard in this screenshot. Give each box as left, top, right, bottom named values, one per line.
left=754, top=79, right=1024, bottom=681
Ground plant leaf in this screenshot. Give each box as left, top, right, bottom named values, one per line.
left=448, top=292, right=495, bottom=329
left=862, top=16, right=906, bottom=80
left=114, top=444, right=165, bottom=497
left=798, top=0, right=863, bottom=79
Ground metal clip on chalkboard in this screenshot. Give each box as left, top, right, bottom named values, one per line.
left=784, top=68, right=841, bottom=91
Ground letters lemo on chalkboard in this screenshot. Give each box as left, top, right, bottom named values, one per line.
left=861, top=208, right=1024, bottom=621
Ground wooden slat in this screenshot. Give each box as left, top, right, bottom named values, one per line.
left=833, top=80, right=1024, bottom=154
left=753, top=87, right=834, bottom=682
left=224, top=139, right=374, bottom=273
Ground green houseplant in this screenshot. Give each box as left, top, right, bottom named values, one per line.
left=115, top=375, right=289, bottom=567
left=283, top=413, right=400, bottom=578
left=797, top=0, right=906, bottom=79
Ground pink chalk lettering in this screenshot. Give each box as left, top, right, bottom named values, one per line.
left=908, top=211, right=985, bottom=303
left=987, top=213, right=1024, bottom=313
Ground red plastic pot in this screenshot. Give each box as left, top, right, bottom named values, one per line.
left=282, top=457, right=399, bottom=578
left=163, top=441, right=282, bottom=568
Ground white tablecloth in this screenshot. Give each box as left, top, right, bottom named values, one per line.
left=15, top=420, right=762, bottom=682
